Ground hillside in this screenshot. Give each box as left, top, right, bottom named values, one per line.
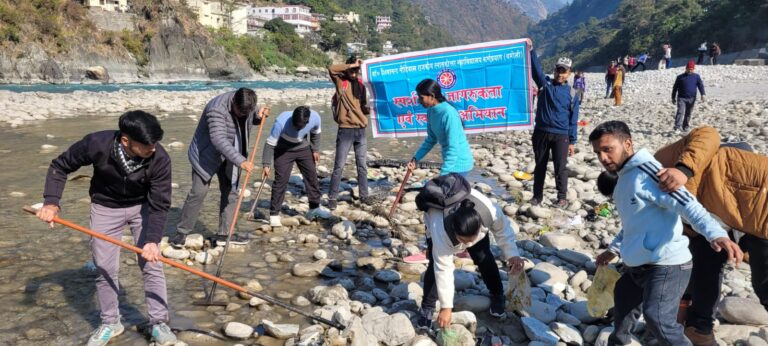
left=529, top=0, right=768, bottom=68
left=505, top=0, right=570, bottom=22
left=408, top=0, right=531, bottom=45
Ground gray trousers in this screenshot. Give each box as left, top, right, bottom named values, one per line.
left=328, top=128, right=368, bottom=201
left=90, top=203, right=169, bottom=325
left=177, top=164, right=238, bottom=236
left=675, top=97, right=696, bottom=130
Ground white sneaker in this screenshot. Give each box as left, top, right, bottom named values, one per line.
left=306, top=207, right=333, bottom=220
left=270, top=215, right=283, bottom=227
left=87, top=321, right=125, bottom=346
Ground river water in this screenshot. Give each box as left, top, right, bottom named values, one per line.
left=0, top=98, right=509, bottom=345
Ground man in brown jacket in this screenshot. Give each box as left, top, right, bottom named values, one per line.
left=327, top=55, right=371, bottom=209
left=654, top=126, right=768, bottom=345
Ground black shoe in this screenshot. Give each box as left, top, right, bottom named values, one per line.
left=169, top=233, right=187, bottom=248
left=359, top=196, right=375, bottom=206
left=555, top=199, right=569, bottom=209
left=327, top=199, right=337, bottom=210
left=213, top=233, right=250, bottom=246
left=415, top=309, right=434, bottom=333
left=529, top=197, right=542, bottom=206
left=489, top=295, right=507, bottom=318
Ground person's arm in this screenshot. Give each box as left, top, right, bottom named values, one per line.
left=697, top=75, right=706, bottom=97
left=425, top=209, right=457, bottom=310
left=678, top=126, right=720, bottom=177
left=440, top=108, right=466, bottom=169
left=569, top=93, right=580, bottom=145
left=145, top=153, right=172, bottom=244
left=671, top=76, right=680, bottom=101
left=207, top=110, right=247, bottom=167
left=490, top=205, right=521, bottom=260
left=608, top=229, right=623, bottom=254
left=43, top=134, right=95, bottom=207
left=261, top=120, right=283, bottom=167
left=529, top=49, right=546, bottom=89
left=413, top=120, right=437, bottom=161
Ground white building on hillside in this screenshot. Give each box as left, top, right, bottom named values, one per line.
left=82, top=0, right=128, bottom=12
left=382, top=40, right=398, bottom=55
left=186, top=0, right=248, bottom=35
left=248, top=5, right=320, bottom=35
left=333, top=11, right=360, bottom=24
left=375, top=16, right=391, bottom=32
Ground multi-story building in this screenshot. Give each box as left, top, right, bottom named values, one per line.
left=248, top=5, right=320, bottom=35
left=375, top=16, right=391, bottom=32
left=382, top=40, right=398, bottom=55
left=82, top=0, right=128, bottom=12
left=186, top=0, right=248, bottom=35
left=332, top=11, right=360, bottom=24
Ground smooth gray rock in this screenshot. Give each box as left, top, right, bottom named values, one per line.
left=540, top=233, right=579, bottom=250
left=521, top=316, right=559, bottom=345
left=528, top=300, right=558, bottom=324
left=529, top=262, right=569, bottom=288
left=550, top=322, right=583, bottom=345
left=223, top=322, right=253, bottom=339
left=453, top=295, right=491, bottom=313
left=436, top=324, right=474, bottom=346
left=263, top=320, right=299, bottom=339
left=719, top=297, right=768, bottom=325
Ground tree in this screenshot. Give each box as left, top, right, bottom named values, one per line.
left=264, top=18, right=296, bottom=35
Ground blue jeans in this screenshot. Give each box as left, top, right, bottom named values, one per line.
left=329, top=128, right=368, bottom=201
left=608, top=262, right=693, bottom=346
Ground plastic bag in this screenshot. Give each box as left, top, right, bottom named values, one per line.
left=587, top=265, right=621, bottom=317
left=505, top=270, right=532, bottom=312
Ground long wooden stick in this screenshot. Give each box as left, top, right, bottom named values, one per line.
left=388, top=166, right=413, bottom=219
left=207, top=116, right=267, bottom=303
left=22, top=206, right=344, bottom=330
left=246, top=175, right=267, bottom=220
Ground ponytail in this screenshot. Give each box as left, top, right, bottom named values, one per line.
left=444, top=199, right=483, bottom=237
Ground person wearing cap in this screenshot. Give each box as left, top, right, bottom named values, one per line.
left=413, top=174, right=525, bottom=330
left=172, top=88, right=269, bottom=247
left=671, top=61, right=705, bottom=133
left=528, top=45, right=581, bottom=208
left=327, top=55, right=371, bottom=210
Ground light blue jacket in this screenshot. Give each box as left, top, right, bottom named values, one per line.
left=413, top=101, right=474, bottom=175
left=609, top=149, right=728, bottom=267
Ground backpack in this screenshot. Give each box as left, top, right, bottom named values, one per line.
left=416, top=174, right=494, bottom=246
left=332, top=79, right=365, bottom=123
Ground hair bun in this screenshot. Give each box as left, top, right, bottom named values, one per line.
left=460, top=199, right=475, bottom=209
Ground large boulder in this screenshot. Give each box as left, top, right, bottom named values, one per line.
left=85, top=66, right=110, bottom=81
left=436, top=324, right=474, bottom=346
left=520, top=317, right=559, bottom=345
left=453, top=295, right=491, bottom=313
left=262, top=320, right=299, bottom=339
left=540, top=233, right=579, bottom=250
left=308, top=284, right=349, bottom=305
left=529, top=262, right=569, bottom=287
left=362, top=311, right=416, bottom=346
left=718, top=297, right=768, bottom=325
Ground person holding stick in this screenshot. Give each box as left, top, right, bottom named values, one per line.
left=171, top=88, right=268, bottom=247
left=35, top=111, right=177, bottom=346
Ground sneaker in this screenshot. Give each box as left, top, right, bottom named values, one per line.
left=360, top=196, right=376, bottom=206
left=489, top=295, right=507, bottom=318
left=270, top=215, right=283, bottom=227
left=555, top=199, right=568, bottom=209
left=213, top=233, right=250, bottom=246
left=415, top=308, right=434, bottom=333
left=150, top=322, right=177, bottom=346
left=87, top=321, right=125, bottom=346
left=306, top=207, right=333, bottom=220
left=169, top=233, right=187, bottom=248
left=327, top=199, right=337, bottom=210
left=684, top=327, right=717, bottom=346
left=403, top=251, right=429, bottom=264
left=529, top=197, right=542, bottom=206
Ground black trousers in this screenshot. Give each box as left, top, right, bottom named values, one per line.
left=421, top=235, right=503, bottom=311
left=532, top=130, right=569, bottom=200
left=631, top=62, right=646, bottom=72
left=269, top=147, right=321, bottom=215
left=685, top=233, right=768, bottom=333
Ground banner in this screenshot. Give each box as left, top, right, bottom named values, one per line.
left=362, top=39, right=534, bottom=138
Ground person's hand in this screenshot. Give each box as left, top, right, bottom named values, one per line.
left=257, top=106, right=270, bottom=119
left=142, top=243, right=161, bottom=263
left=672, top=98, right=677, bottom=105
left=313, top=152, right=320, bottom=163
left=596, top=250, right=617, bottom=266
left=350, top=59, right=362, bottom=68
left=437, top=308, right=452, bottom=329
left=36, top=204, right=59, bottom=228
left=657, top=167, right=688, bottom=192
left=710, top=237, right=744, bottom=267
left=507, top=256, right=526, bottom=275
left=240, top=161, right=254, bottom=173
left=568, top=144, right=575, bottom=157
left=407, top=158, right=417, bottom=171
left=701, top=96, right=706, bottom=102
left=262, top=166, right=271, bottom=180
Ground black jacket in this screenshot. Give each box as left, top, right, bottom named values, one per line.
left=43, top=130, right=172, bottom=243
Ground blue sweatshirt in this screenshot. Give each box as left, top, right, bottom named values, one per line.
left=672, top=72, right=705, bottom=100
left=413, top=101, right=474, bottom=175
left=609, top=149, right=728, bottom=267
left=530, top=50, right=580, bottom=144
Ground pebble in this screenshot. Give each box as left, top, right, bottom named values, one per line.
left=224, top=322, right=253, bottom=339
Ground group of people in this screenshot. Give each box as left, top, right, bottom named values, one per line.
left=31, top=38, right=762, bottom=346
left=697, top=42, right=722, bottom=65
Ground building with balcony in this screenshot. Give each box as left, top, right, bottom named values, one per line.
left=248, top=5, right=320, bottom=35
left=375, top=16, right=391, bottom=32
left=186, top=0, right=248, bottom=35
left=82, top=0, right=128, bottom=12
left=332, top=11, right=360, bottom=24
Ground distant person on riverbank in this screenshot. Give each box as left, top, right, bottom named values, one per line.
left=613, top=66, right=624, bottom=106
left=631, top=52, right=648, bottom=72
left=605, top=61, right=618, bottom=98
left=414, top=174, right=525, bottom=330
left=528, top=46, right=580, bottom=208
left=574, top=71, right=587, bottom=101
left=327, top=55, right=371, bottom=210
left=709, top=42, right=721, bottom=65
left=36, top=111, right=177, bottom=346
left=697, top=42, right=707, bottom=65
left=172, top=88, right=268, bottom=247
left=590, top=120, right=742, bottom=346
left=407, top=79, right=474, bottom=176
left=262, top=106, right=332, bottom=227
left=672, top=60, right=706, bottom=133
left=664, top=43, right=673, bottom=69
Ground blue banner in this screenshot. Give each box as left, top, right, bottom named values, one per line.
left=362, top=39, right=534, bottom=138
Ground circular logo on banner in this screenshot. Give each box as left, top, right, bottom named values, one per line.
left=437, top=69, right=457, bottom=89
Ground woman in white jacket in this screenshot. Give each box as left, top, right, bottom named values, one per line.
left=416, top=175, right=526, bottom=330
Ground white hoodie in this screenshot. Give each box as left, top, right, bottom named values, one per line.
left=424, top=189, right=520, bottom=309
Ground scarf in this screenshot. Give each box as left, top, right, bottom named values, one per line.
left=112, top=138, right=148, bottom=175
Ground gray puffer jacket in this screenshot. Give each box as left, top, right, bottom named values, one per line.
left=188, top=91, right=261, bottom=181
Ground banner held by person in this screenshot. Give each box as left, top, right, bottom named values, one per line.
left=362, top=39, right=534, bottom=138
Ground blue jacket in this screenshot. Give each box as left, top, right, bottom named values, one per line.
left=530, top=50, right=580, bottom=144
left=609, top=149, right=728, bottom=267
left=413, top=101, right=474, bottom=175
left=672, top=72, right=705, bottom=100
